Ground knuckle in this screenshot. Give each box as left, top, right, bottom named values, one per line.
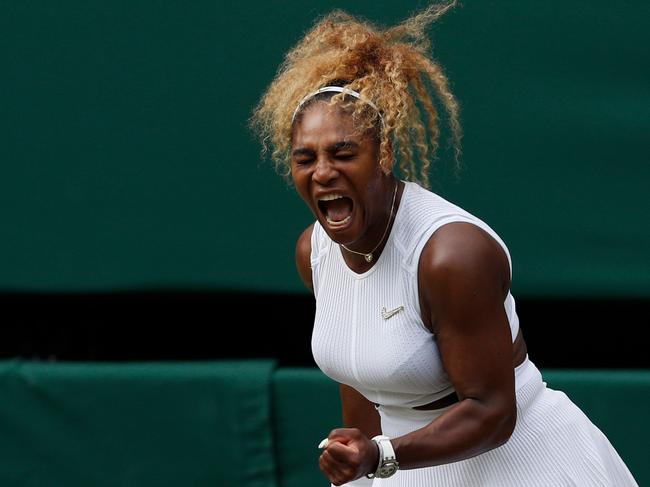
left=349, top=427, right=363, bottom=439
left=346, top=452, right=360, bottom=467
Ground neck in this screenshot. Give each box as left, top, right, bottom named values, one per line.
left=341, top=178, right=400, bottom=264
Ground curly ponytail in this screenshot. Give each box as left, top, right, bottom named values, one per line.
left=249, top=1, right=462, bottom=189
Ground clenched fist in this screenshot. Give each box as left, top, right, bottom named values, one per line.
left=319, top=428, right=380, bottom=486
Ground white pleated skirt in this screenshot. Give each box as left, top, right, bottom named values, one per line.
left=337, top=359, right=638, bottom=487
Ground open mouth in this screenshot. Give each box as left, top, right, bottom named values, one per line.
left=317, top=195, right=354, bottom=227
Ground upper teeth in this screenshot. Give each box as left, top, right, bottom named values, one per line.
left=319, top=194, right=344, bottom=201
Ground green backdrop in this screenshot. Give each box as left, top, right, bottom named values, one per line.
left=1, top=360, right=648, bottom=486
left=1, top=1, right=648, bottom=296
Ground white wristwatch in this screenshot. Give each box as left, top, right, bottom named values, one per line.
left=366, top=435, right=399, bottom=479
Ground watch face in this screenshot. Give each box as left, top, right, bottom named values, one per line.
left=378, top=461, right=398, bottom=478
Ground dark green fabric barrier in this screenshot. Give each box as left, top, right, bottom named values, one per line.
left=272, top=368, right=650, bottom=487
left=272, top=369, right=341, bottom=487
left=1, top=361, right=648, bottom=486
left=0, top=359, right=277, bottom=487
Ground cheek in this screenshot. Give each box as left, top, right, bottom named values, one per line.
left=291, top=170, right=311, bottom=202
left=363, top=161, right=385, bottom=191
left=290, top=165, right=302, bottom=187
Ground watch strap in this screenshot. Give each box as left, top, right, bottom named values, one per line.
left=365, top=435, right=399, bottom=479
left=374, top=435, right=396, bottom=461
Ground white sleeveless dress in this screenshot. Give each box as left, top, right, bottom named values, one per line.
left=310, top=181, right=637, bottom=486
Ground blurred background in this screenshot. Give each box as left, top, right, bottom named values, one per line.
left=0, top=1, right=649, bottom=485
left=1, top=0, right=648, bottom=367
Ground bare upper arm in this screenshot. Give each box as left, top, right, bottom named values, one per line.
left=295, top=223, right=315, bottom=293
left=418, top=222, right=514, bottom=410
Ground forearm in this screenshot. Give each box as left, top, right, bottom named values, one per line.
left=340, top=384, right=382, bottom=438
left=391, top=398, right=516, bottom=470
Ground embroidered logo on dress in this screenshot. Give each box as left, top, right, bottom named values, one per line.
left=381, top=306, right=404, bottom=320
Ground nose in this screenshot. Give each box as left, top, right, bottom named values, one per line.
left=312, top=155, right=339, bottom=185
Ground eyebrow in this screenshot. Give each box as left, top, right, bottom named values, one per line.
left=292, top=140, right=360, bottom=157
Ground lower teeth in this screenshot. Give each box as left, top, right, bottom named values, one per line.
left=326, top=215, right=351, bottom=226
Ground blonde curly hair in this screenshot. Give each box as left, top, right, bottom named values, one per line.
left=249, top=1, right=462, bottom=189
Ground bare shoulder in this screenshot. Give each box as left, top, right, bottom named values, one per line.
left=295, top=223, right=315, bottom=293
left=420, top=222, right=510, bottom=274
left=417, top=222, right=511, bottom=329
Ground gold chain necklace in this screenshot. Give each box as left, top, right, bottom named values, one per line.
left=341, top=181, right=398, bottom=263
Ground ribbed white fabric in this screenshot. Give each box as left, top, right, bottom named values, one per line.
left=370, top=364, right=638, bottom=486
left=311, top=181, right=520, bottom=408
left=311, top=181, right=638, bottom=486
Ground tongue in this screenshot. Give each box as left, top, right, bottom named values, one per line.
left=325, top=197, right=353, bottom=222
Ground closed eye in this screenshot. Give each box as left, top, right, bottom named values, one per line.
left=294, top=158, right=314, bottom=165
left=336, top=153, right=356, bottom=160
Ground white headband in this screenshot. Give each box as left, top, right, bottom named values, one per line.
left=291, top=86, right=384, bottom=125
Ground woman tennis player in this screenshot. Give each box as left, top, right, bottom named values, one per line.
left=250, top=2, right=638, bottom=485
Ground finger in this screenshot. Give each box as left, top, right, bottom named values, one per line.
left=328, top=427, right=363, bottom=444
left=326, top=440, right=359, bottom=462
left=319, top=451, right=347, bottom=473
left=322, top=444, right=365, bottom=483
left=320, top=451, right=356, bottom=485
left=328, top=427, right=360, bottom=440
left=319, top=438, right=344, bottom=451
